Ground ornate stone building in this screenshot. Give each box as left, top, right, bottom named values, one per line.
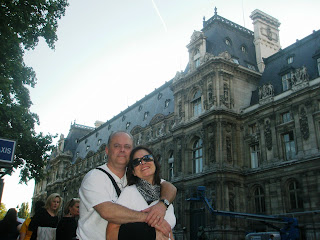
left=32, top=8, right=320, bottom=240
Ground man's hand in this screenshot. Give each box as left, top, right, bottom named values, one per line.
left=142, top=202, right=166, bottom=226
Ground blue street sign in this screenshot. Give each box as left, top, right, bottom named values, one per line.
left=0, top=138, right=16, bottom=163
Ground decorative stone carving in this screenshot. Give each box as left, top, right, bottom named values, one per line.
left=173, top=71, right=184, bottom=83
left=226, top=136, right=232, bottom=163
left=137, top=132, right=142, bottom=145
left=220, top=83, right=231, bottom=108
left=150, top=114, right=165, bottom=125
left=264, top=119, right=273, bottom=150
left=259, top=83, right=274, bottom=105
left=208, top=86, right=213, bottom=103
left=291, top=66, right=309, bottom=91
left=190, top=30, right=204, bottom=43
left=158, top=122, right=166, bottom=137
left=299, top=108, right=309, bottom=140
left=57, top=134, right=65, bottom=153
left=202, top=52, right=214, bottom=64
left=209, top=136, right=215, bottom=162
left=261, top=27, right=278, bottom=42
left=259, top=83, right=274, bottom=99
left=218, top=51, right=232, bottom=61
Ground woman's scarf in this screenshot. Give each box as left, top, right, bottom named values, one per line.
left=136, top=179, right=160, bottom=204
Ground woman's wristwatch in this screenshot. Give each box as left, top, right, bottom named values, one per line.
left=160, top=199, right=170, bottom=209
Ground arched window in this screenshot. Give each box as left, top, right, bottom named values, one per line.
left=193, top=138, right=203, bottom=173
left=254, top=187, right=265, bottom=213
left=288, top=180, right=303, bottom=210
left=192, top=90, right=202, bottom=116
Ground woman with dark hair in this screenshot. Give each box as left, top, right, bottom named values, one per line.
left=56, top=198, right=80, bottom=240
left=106, top=146, right=176, bottom=240
left=19, top=200, right=45, bottom=240
left=29, top=193, right=62, bottom=240
left=0, top=208, right=20, bottom=240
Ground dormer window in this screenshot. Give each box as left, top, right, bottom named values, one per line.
left=241, top=46, right=247, bottom=53
left=287, top=56, right=294, bottom=64
left=194, top=49, right=200, bottom=68
left=282, top=73, right=291, bottom=91
left=165, top=99, right=170, bottom=108
left=317, top=58, right=320, bottom=76
left=144, top=111, right=149, bottom=120
left=225, top=38, right=232, bottom=46
left=232, top=58, right=239, bottom=64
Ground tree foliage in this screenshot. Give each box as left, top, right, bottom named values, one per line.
left=0, top=203, right=7, bottom=220
left=0, top=0, right=69, bottom=183
left=17, top=202, right=30, bottom=219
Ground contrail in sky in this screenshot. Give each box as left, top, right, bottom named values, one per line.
left=151, top=0, right=167, bottom=32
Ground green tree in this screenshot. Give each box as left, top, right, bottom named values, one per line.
left=17, top=202, right=30, bottom=219
left=0, top=203, right=7, bottom=220
left=0, top=1, right=69, bottom=183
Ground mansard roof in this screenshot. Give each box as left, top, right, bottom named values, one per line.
left=71, top=80, right=174, bottom=162
left=202, top=10, right=257, bottom=71
left=250, top=29, right=320, bottom=105
left=63, top=123, right=95, bottom=154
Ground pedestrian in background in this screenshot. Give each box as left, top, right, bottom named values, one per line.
left=0, top=208, right=20, bottom=240
left=56, top=198, right=80, bottom=240
left=29, top=193, right=62, bottom=240
left=19, top=200, right=45, bottom=240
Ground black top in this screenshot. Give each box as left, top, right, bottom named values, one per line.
left=29, top=208, right=59, bottom=240
left=56, top=217, right=78, bottom=240
left=0, top=220, right=20, bottom=240
left=118, top=222, right=155, bottom=240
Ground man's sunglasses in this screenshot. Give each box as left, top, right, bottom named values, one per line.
left=132, top=154, right=154, bottom=167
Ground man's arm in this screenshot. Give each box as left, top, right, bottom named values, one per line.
left=94, top=201, right=147, bottom=224
left=96, top=201, right=172, bottom=238
left=160, top=181, right=177, bottom=203
left=144, top=181, right=177, bottom=226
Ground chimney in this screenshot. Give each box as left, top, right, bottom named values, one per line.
left=250, top=9, right=281, bottom=72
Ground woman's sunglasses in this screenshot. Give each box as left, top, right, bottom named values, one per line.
left=132, top=154, right=154, bottom=167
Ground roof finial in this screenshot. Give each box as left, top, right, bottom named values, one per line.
left=214, top=6, right=217, bottom=16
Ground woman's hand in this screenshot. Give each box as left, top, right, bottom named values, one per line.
left=142, top=201, right=166, bottom=226
left=106, top=222, right=120, bottom=240
left=154, top=219, right=171, bottom=237
left=156, top=229, right=174, bottom=240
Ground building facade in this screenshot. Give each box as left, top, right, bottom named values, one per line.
left=32, top=8, right=320, bottom=240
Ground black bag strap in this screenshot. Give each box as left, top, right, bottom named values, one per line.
left=96, top=167, right=121, bottom=197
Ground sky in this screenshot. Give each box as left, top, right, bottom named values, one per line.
left=2, top=0, right=320, bottom=211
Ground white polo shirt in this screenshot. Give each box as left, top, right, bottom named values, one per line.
left=76, top=164, right=127, bottom=240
